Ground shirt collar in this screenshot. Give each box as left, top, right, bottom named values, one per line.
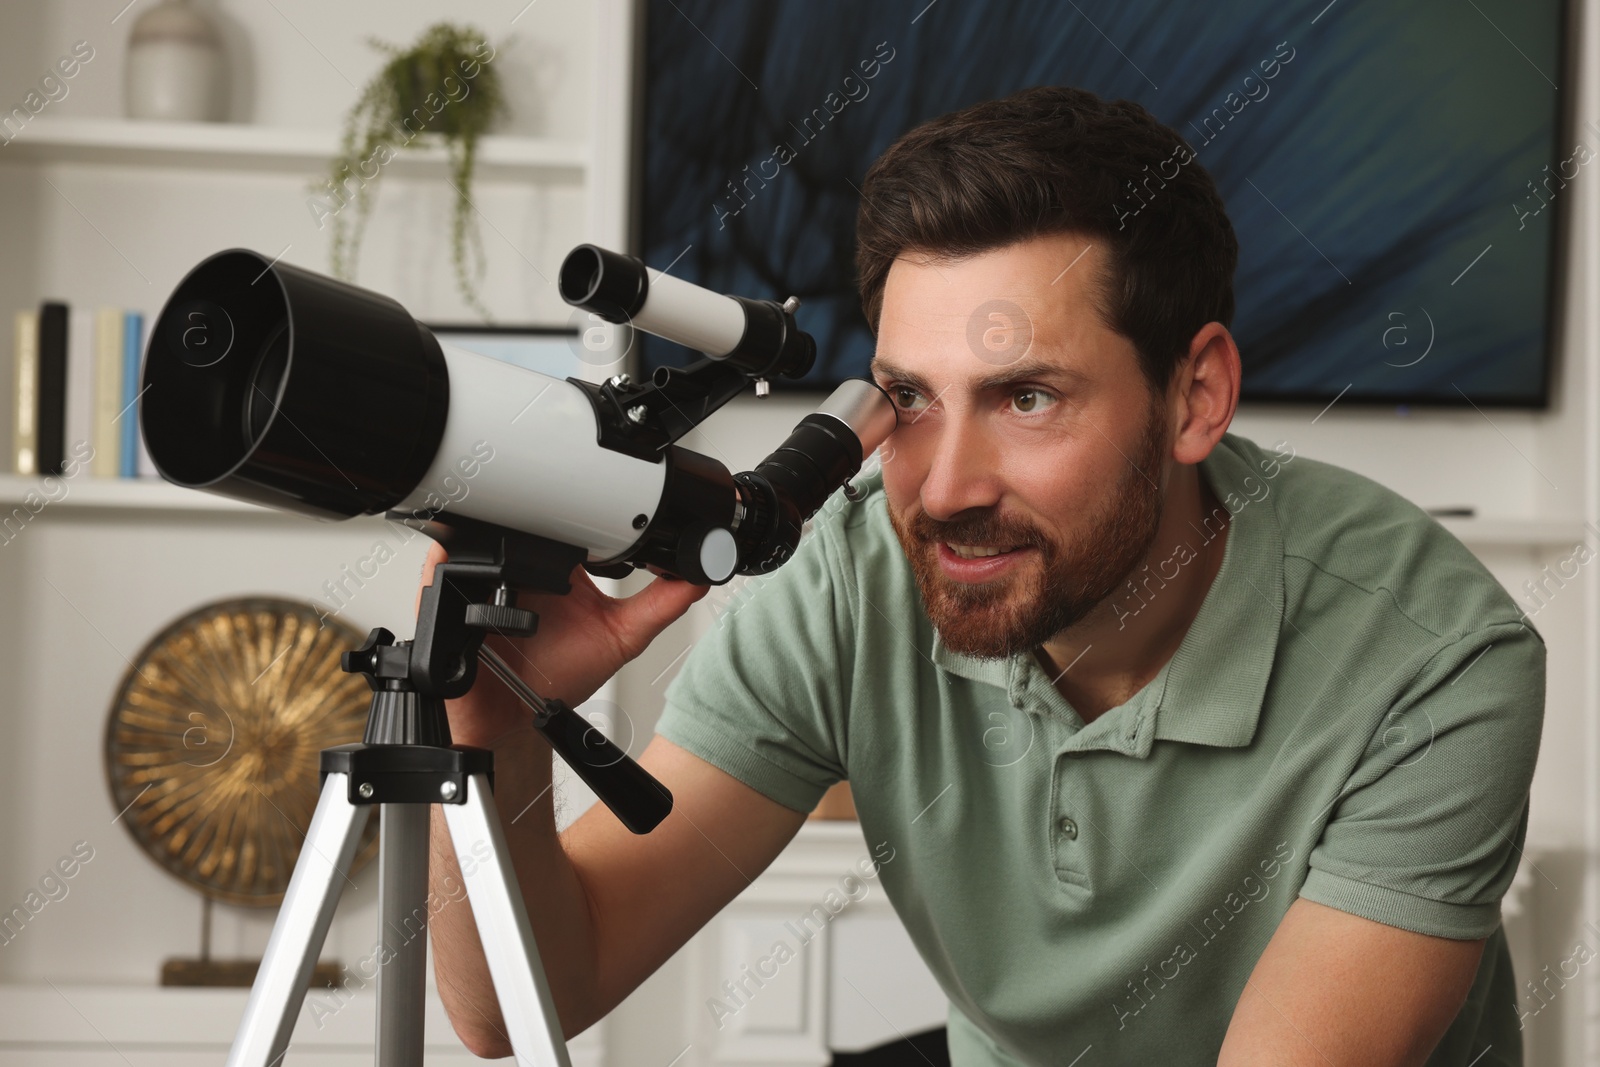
left=929, top=433, right=1284, bottom=756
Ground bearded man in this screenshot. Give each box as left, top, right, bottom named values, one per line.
left=426, top=85, right=1544, bottom=1067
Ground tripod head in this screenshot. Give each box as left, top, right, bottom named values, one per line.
left=338, top=510, right=671, bottom=835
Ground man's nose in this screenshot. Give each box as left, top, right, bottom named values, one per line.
left=919, top=412, right=1002, bottom=522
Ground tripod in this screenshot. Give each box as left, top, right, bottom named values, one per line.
left=225, top=513, right=674, bottom=1067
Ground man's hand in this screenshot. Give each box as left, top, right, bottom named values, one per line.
left=1217, top=898, right=1486, bottom=1066
left=416, top=540, right=709, bottom=745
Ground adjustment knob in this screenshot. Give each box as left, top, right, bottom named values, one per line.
left=340, top=627, right=404, bottom=690
left=464, top=603, right=539, bottom=637
left=341, top=627, right=394, bottom=673
left=700, top=527, right=738, bottom=583
left=678, top=525, right=738, bottom=584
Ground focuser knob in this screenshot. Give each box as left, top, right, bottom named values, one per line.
left=464, top=602, right=539, bottom=636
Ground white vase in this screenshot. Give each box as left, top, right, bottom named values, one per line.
left=124, top=0, right=226, bottom=122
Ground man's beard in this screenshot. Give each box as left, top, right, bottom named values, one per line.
left=887, top=398, right=1169, bottom=659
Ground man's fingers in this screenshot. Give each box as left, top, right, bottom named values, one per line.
left=610, top=572, right=711, bottom=650
left=421, top=541, right=448, bottom=583
left=417, top=542, right=449, bottom=617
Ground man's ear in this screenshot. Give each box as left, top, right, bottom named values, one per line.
left=1169, top=322, right=1240, bottom=466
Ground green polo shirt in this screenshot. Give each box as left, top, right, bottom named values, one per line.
left=655, top=431, right=1545, bottom=1065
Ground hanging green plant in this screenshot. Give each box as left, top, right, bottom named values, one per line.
left=315, top=23, right=507, bottom=320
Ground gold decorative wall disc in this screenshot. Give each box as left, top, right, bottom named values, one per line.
left=105, top=597, right=379, bottom=906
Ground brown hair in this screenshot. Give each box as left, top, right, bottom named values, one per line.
left=855, top=85, right=1238, bottom=391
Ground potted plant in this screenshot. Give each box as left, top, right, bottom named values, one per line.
left=314, top=23, right=507, bottom=319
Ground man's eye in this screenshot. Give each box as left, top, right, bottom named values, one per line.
left=1012, top=388, right=1057, bottom=414
left=893, top=387, right=928, bottom=412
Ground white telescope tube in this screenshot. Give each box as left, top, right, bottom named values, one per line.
left=392, top=343, right=667, bottom=561
left=634, top=268, right=748, bottom=358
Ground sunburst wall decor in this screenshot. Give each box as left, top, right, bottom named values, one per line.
left=104, top=597, right=380, bottom=907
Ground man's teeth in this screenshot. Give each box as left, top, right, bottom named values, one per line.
left=948, top=544, right=1013, bottom=560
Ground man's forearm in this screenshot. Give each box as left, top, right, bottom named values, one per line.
left=429, top=705, right=602, bottom=1057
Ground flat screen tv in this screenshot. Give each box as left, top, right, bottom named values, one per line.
left=635, top=0, right=1572, bottom=407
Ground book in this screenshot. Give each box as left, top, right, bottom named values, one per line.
left=66, top=308, right=93, bottom=467
left=132, top=311, right=155, bottom=479
left=121, top=312, right=144, bottom=478
left=36, top=301, right=68, bottom=476
left=93, top=307, right=122, bottom=477
left=12, top=310, right=38, bottom=475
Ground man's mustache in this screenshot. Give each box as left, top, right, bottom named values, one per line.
left=908, top=511, right=1051, bottom=552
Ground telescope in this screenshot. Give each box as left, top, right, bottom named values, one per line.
left=142, top=242, right=896, bottom=586
left=140, top=245, right=896, bottom=1066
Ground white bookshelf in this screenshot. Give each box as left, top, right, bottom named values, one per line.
left=6, top=117, right=588, bottom=180
left=0, top=474, right=275, bottom=513
left=0, top=2, right=636, bottom=1063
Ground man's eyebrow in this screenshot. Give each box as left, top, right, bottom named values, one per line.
left=869, top=357, right=926, bottom=386
left=870, top=356, right=1090, bottom=393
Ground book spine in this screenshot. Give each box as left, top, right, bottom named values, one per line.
left=92, top=307, right=122, bottom=477
left=135, top=313, right=155, bottom=476
left=12, top=310, right=38, bottom=475
left=121, top=312, right=143, bottom=478
left=66, top=308, right=93, bottom=465
left=36, top=301, right=68, bottom=476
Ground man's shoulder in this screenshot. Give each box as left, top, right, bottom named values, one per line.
left=1211, top=433, right=1534, bottom=642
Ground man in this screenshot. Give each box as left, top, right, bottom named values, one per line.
left=426, top=86, right=1544, bottom=1065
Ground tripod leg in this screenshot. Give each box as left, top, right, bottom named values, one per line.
left=376, top=803, right=430, bottom=1067
left=227, top=772, right=371, bottom=1067
left=443, top=773, right=573, bottom=1067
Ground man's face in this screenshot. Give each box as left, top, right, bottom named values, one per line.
left=871, top=232, right=1171, bottom=659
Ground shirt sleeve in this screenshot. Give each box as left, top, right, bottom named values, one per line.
left=1298, top=620, right=1546, bottom=940
left=653, top=517, right=855, bottom=814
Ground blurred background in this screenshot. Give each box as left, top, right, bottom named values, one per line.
left=0, top=0, right=1594, bottom=1063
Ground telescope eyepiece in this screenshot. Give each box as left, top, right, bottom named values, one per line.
left=559, top=244, right=648, bottom=325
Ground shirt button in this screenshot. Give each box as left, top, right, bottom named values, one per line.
left=1058, top=816, right=1078, bottom=839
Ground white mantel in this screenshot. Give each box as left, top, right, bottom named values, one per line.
left=0, top=982, right=602, bottom=1066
